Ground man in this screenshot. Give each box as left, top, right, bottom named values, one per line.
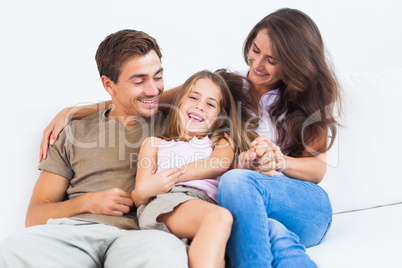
left=0, top=29, right=187, bottom=267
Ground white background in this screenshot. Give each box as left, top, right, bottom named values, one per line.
left=1, top=0, right=402, bottom=109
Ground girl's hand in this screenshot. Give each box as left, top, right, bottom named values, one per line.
left=237, top=146, right=276, bottom=176
left=39, top=108, right=72, bottom=163
left=250, top=136, right=287, bottom=176
left=237, top=149, right=257, bottom=170
left=133, top=167, right=184, bottom=206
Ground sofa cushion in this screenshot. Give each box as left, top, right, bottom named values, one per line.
left=307, top=203, right=402, bottom=267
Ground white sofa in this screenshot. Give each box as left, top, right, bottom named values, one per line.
left=1, top=68, right=402, bottom=267
left=306, top=68, right=402, bottom=267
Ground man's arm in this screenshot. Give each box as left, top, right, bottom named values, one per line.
left=25, top=171, right=133, bottom=227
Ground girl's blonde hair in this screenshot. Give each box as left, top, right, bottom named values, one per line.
left=161, top=70, right=257, bottom=155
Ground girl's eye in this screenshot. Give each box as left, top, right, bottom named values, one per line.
left=189, top=96, right=197, bottom=100
left=207, top=103, right=216, bottom=108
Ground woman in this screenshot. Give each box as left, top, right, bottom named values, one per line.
left=39, top=8, right=341, bottom=267
left=216, top=8, right=342, bottom=267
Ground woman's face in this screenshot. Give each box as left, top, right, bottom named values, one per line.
left=247, top=29, right=281, bottom=92
left=179, top=78, right=222, bottom=138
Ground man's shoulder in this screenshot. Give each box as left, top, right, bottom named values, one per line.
left=60, top=111, right=103, bottom=140
left=75, top=111, right=102, bottom=123
left=69, top=111, right=102, bottom=128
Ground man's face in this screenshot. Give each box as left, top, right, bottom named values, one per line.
left=107, top=50, right=163, bottom=119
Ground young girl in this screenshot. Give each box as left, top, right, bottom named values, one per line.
left=131, top=70, right=252, bottom=268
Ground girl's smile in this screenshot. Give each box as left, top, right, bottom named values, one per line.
left=179, top=78, right=222, bottom=138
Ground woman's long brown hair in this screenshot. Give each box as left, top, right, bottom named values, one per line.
left=243, top=8, right=342, bottom=157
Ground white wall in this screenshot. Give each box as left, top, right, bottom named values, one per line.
left=1, top=0, right=402, bottom=239
left=1, top=0, right=402, bottom=109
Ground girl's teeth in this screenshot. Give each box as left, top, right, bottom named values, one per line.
left=189, top=114, right=203, bottom=121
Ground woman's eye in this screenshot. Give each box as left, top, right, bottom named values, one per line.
left=268, top=59, right=277, bottom=65
left=253, top=49, right=259, bottom=54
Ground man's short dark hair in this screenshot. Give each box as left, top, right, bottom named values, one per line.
left=95, top=29, right=162, bottom=83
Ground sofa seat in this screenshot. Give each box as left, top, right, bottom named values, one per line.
left=307, top=203, right=402, bottom=267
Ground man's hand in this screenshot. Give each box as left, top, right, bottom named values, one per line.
left=85, top=188, right=134, bottom=216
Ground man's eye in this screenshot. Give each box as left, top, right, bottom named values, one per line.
left=155, top=76, right=163, bottom=80
left=134, top=80, right=144, bottom=85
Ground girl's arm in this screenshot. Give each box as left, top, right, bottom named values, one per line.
left=131, top=137, right=183, bottom=207
left=176, top=135, right=235, bottom=183
left=39, top=100, right=112, bottom=162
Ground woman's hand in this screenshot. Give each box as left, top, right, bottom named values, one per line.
left=251, top=136, right=287, bottom=173
left=39, top=108, right=72, bottom=163
left=39, top=101, right=112, bottom=163
left=237, top=136, right=287, bottom=176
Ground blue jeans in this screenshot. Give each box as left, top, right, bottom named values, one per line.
left=217, top=169, right=332, bottom=268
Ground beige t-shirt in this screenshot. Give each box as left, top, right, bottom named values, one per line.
left=38, top=109, right=166, bottom=230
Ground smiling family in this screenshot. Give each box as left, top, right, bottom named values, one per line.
left=0, top=8, right=342, bottom=268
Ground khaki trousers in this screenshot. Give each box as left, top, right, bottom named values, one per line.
left=0, top=218, right=188, bottom=268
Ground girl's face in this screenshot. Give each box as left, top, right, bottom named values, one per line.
left=247, top=29, right=281, bottom=92
left=179, top=78, right=222, bottom=138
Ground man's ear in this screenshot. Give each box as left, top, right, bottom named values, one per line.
left=101, top=75, right=116, bottom=96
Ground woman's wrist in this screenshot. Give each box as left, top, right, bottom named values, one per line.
left=62, top=106, right=79, bottom=120
left=278, top=155, right=290, bottom=172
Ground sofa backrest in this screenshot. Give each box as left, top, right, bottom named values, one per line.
left=321, top=68, right=402, bottom=214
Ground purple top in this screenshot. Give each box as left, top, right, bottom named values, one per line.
left=156, top=136, right=220, bottom=202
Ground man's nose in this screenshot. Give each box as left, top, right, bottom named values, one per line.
left=144, top=80, right=160, bottom=96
